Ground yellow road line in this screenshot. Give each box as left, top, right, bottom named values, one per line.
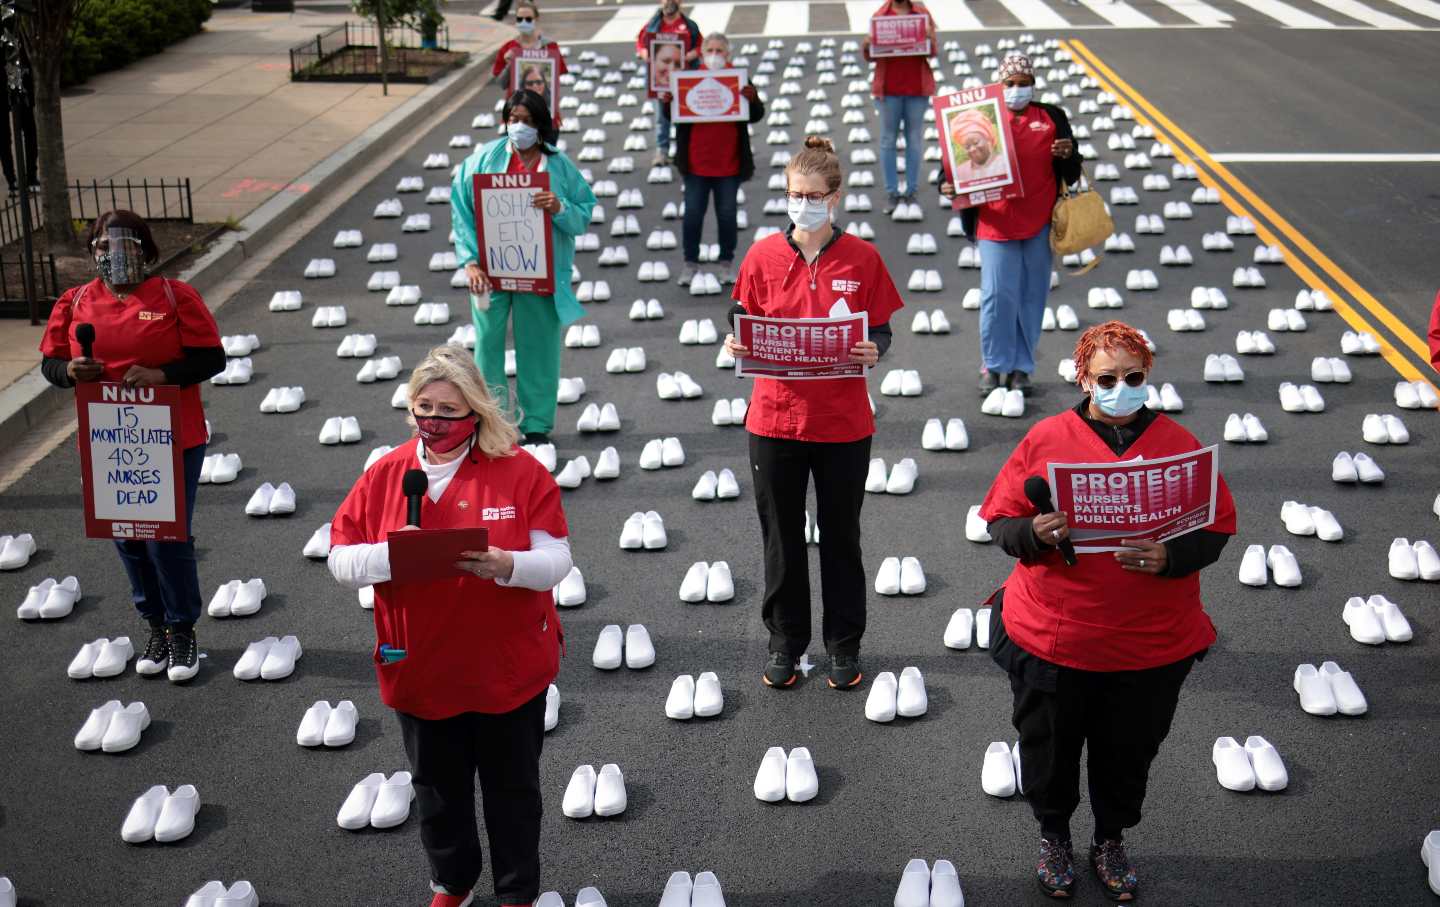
left=1063, top=38, right=1437, bottom=389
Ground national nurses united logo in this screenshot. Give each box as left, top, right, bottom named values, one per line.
left=832, top=279, right=861, bottom=293
left=481, top=505, right=517, bottom=521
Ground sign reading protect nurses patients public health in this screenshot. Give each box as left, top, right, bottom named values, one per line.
left=734, top=312, right=869, bottom=380
left=76, top=382, right=188, bottom=542
left=1047, top=446, right=1219, bottom=553
left=868, top=13, right=931, bottom=57
left=474, top=172, right=555, bottom=295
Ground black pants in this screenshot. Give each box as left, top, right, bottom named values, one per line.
left=396, top=690, right=546, bottom=903
left=114, top=443, right=205, bottom=627
left=490, top=0, right=512, bottom=18
left=0, top=103, right=37, bottom=188
left=749, top=432, right=871, bottom=657
left=1010, top=654, right=1194, bottom=843
left=682, top=173, right=739, bottom=265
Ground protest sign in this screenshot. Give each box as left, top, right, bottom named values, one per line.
left=934, top=85, right=1024, bottom=209
left=735, top=311, right=869, bottom=380
left=76, top=382, right=187, bottom=542
left=512, top=48, right=561, bottom=111
left=1047, top=446, right=1220, bottom=552
left=473, top=172, right=555, bottom=294
left=672, top=68, right=749, bottom=123
left=869, top=13, right=931, bottom=58
left=648, top=34, right=686, bottom=97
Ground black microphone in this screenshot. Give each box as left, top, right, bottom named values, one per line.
left=1023, top=475, right=1077, bottom=567
left=402, top=469, right=428, bottom=528
left=76, top=323, right=95, bottom=360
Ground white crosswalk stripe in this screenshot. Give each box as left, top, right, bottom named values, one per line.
left=1224, top=0, right=1336, bottom=26
left=763, top=1, right=812, bottom=35
left=592, top=4, right=656, bottom=43
left=992, top=0, right=1071, bottom=27
left=1306, top=0, right=1418, bottom=25
left=687, top=1, right=736, bottom=35
left=1072, top=0, right=1164, bottom=27
left=1384, top=0, right=1440, bottom=21
left=1152, top=0, right=1237, bottom=27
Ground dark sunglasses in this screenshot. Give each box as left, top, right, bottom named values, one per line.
left=516, top=15, right=535, bottom=22
left=1093, top=371, right=1147, bottom=390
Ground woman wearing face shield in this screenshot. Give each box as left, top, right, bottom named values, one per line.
left=942, top=52, right=1081, bottom=399
left=450, top=89, right=597, bottom=448
left=38, top=210, right=224, bottom=683
left=978, top=321, right=1235, bottom=901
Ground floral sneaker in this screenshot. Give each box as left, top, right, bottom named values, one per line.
left=1037, top=835, right=1076, bottom=898
left=1089, top=838, right=1139, bottom=901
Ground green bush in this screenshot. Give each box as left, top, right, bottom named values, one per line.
left=61, top=0, right=212, bottom=87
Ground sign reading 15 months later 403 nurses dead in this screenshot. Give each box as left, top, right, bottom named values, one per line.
left=75, top=382, right=188, bottom=542
left=1047, top=446, right=1219, bottom=552
left=473, top=172, right=555, bottom=295
left=735, top=312, right=869, bottom=380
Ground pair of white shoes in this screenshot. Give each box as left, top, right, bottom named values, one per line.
left=965, top=505, right=993, bottom=544
left=220, top=333, right=260, bottom=356
left=268, top=289, right=302, bottom=311
left=679, top=562, right=734, bottom=602
left=16, top=576, right=81, bottom=619
left=1309, top=357, right=1352, bottom=383
left=659, top=871, right=726, bottom=907
left=711, top=397, right=749, bottom=426
left=1133, top=213, right=1165, bottom=234
left=1332, top=451, right=1384, bottom=484
left=1423, top=831, right=1440, bottom=896
left=1237, top=544, right=1301, bottom=587
left=1278, top=382, right=1325, bottom=413
left=875, top=557, right=926, bottom=595
left=1225, top=214, right=1257, bottom=234
left=1280, top=501, right=1342, bottom=541
left=1267, top=307, right=1308, bottom=332
left=880, top=369, right=923, bottom=396
left=1389, top=538, right=1440, bottom=581
left=210, top=357, right=253, bottom=384
left=593, top=624, right=655, bottom=669
left=401, top=213, right=431, bottom=233
left=563, top=764, right=627, bottom=818
left=577, top=402, right=621, bottom=432
left=522, top=442, right=558, bottom=472
left=303, top=258, right=336, bottom=278
left=555, top=457, right=593, bottom=489
left=413, top=302, right=451, bottom=324
left=981, top=741, right=1022, bottom=798
left=688, top=272, right=724, bottom=296
left=233, top=635, right=302, bottom=681
left=628, top=297, right=664, bottom=320
left=906, top=269, right=945, bottom=292
left=308, top=305, right=348, bottom=328
left=208, top=578, right=268, bottom=617
left=1343, top=594, right=1412, bottom=644
left=1124, top=268, right=1159, bottom=291
left=1203, top=353, right=1244, bottom=382
left=68, top=636, right=134, bottom=678
left=645, top=229, right=678, bottom=250
left=367, top=270, right=400, bottom=291
left=1362, top=413, right=1409, bottom=444
left=297, top=700, right=359, bottom=747
left=244, top=482, right=295, bottom=516
left=576, top=281, right=613, bottom=303
left=533, top=888, right=609, bottom=907
left=374, top=197, right=404, bottom=216
left=1293, top=662, right=1367, bottom=716
left=866, top=457, right=918, bottom=494
left=1222, top=413, right=1268, bottom=443
left=894, top=859, right=964, bottom=907
left=1145, top=383, right=1184, bottom=412
left=639, top=437, right=685, bottom=469
left=1189, top=286, right=1228, bottom=309
left=554, top=567, right=587, bottom=607
left=753, top=746, right=818, bottom=803
left=1233, top=331, right=1276, bottom=355
left=75, top=700, right=150, bottom=752
left=357, top=357, right=403, bottom=383
left=909, top=309, right=952, bottom=333
left=200, top=454, right=242, bottom=484
left=303, top=523, right=332, bottom=559
left=692, top=469, right=740, bottom=501
left=1340, top=330, right=1382, bottom=355
left=678, top=318, right=718, bottom=345
left=337, top=771, right=414, bottom=829
left=605, top=346, right=647, bottom=373
left=665, top=674, right=724, bottom=719
left=866, top=667, right=927, bottom=721
left=1167, top=309, right=1205, bottom=332
left=944, top=607, right=990, bottom=649
left=365, top=239, right=397, bottom=259
left=656, top=371, right=703, bottom=400
left=981, top=387, right=1025, bottom=418
left=921, top=418, right=968, bottom=450
left=1232, top=266, right=1267, bottom=288
left=1395, top=380, right=1440, bottom=409
left=619, top=512, right=667, bottom=549
left=1212, top=736, right=1288, bottom=792
left=1159, top=244, right=1194, bottom=266
left=184, top=881, right=259, bottom=907
left=122, top=784, right=199, bottom=843
left=319, top=416, right=361, bottom=444
left=386, top=285, right=421, bottom=306
left=557, top=376, right=588, bottom=403
left=258, top=386, right=306, bottom=413
left=638, top=261, right=672, bottom=282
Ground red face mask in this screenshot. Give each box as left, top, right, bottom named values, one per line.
left=414, top=411, right=478, bottom=453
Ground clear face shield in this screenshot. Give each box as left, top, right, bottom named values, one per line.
left=92, top=227, right=147, bottom=286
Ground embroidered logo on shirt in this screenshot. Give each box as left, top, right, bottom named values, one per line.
left=1030, top=121, right=1051, bottom=131
left=481, top=505, right=517, bottom=521
left=831, top=279, right=861, bottom=293
left=137, top=311, right=168, bottom=322
left=457, top=500, right=469, bottom=510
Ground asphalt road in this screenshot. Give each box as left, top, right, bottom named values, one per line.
left=1, top=27, right=1438, bottom=907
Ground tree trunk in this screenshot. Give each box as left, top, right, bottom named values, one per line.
left=30, top=52, right=77, bottom=255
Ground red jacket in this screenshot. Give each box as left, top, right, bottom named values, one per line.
left=980, top=409, right=1236, bottom=672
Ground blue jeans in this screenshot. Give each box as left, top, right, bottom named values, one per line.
left=878, top=95, right=928, bottom=198
left=656, top=105, right=673, bottom=158
left=114, top=442, right=205, bottom=626
left=682, top=173, right=739, bottom=264
left=979, top=227, right=1053, bottom=376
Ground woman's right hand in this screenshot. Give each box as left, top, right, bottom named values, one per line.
left=939, top=181, right=956, bottom=199
left=723, top=334, right=750, bottom=359
left=466, top=262, right=490, bottom=296
left=67, top=357, right=104, bottom=383
left=1032, top=511, right=1069, bottom=547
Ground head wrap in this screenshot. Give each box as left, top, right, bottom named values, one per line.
left=949, top=108, right=997, bottom=148
left=995, top=52, right=1034, bottom=82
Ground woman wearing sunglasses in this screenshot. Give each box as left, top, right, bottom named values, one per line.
left=491, top=2, right=567, bottom=120
left=977, top=321, right=1235, bottom=902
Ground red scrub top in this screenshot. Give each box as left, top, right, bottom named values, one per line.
left=979, top=410, right=1237, bottom=672
left=865, top=1, right=938, bottom=98
left=636, top=15, right=700, bottom=54
left=40, top=277, right=219, bottom=451
left=732, top=229, right=904, bottom=443
left=688, top=122, right=741, bottom=177
left=976, top=104, right=1058, bottom=242
left=331, top=440, right=569, bottom=720
left=492, top=39, right=568, bottom=80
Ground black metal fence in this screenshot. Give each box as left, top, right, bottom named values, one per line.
left=0, top=179, right=194, bottom=248
left=289, top=22, right=453, bottom=82
left=0, top=254, right=61, bottom=318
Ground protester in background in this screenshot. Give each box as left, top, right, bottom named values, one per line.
left=491, top=1, right=567, bottom=112
left=38, top=210, right=223, bottom=683
left=450, top=90, right=597, bottom=447
left=862, top=0, right=938, bottom=215
left=724, top=136, right=903, bottom=692
left=979, top=321, right=1235, bottom=902
left=1428, top=289, right=1439, bottom=372
left=636, top=0, right=703, bottom=167
left=328, top=345, right=571, bottom=907
left=489, top=0, right=514, bottom=21
left=942, top=51, right=1081, bottom=397
left=669, top=32, right=764, bottom=288
left=0, top=45, right=38, bottom=194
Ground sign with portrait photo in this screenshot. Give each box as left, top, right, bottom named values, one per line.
left=647, top=34, right=686, bottom=98
left=671, top=68, right=750, bottom=123
left=76, top=382, right=188, bottom=542
left=869, top=13, right=931, bottom=58
left=934, top=85, right=1024, bottom=209
left=512, top=48, right=562, bottom=113
left=473, top=172, right=556, bottom=295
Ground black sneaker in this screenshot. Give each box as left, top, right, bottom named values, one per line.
left=978, top=369, right=1002, bottom=396
left=1008, top=371, right=1033, bottom=395
left=1037, top=835, right=1076, bottom=898
left=882, top=193, right=902, bottom=215
left=762, top=651, right=798, bottom=688
left=1089, top=838, right=1138, bottom=901
left=522, top=432, right=551, bottom=445
left=167, top=627, right=200, bottom=683
left=136, top=624, right=169, bottom=676
left=827, top=653, right=862, bottom=689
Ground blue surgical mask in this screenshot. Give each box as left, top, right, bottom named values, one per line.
left=516, top=20, right=536, bottom=34
left=787, top=197, right=831, bottom=231
left=1003, top=85, right=1033, bottom=111
left=508, top=122, right=539, bottom=150
left=1088, top=381, right=1148, bottom=418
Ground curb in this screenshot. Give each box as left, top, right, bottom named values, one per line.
left=0, top=45, right=500, bottom=454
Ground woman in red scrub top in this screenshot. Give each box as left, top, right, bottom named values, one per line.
left=724, top=136, right=904, bottom=692
left=39, top=209, right=223, bottom=684
left=327, top=344, right=572, bottom=907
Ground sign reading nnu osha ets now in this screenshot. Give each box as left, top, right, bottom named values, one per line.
left=76, top=382, right=188, bottom=542
left=474, top=172, right=556, bottom=295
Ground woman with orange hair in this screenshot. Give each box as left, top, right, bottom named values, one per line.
left=977, top=321, right=1236, bottom=902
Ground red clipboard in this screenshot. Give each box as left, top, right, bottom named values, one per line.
left=386, top=527, right=490, bottom=585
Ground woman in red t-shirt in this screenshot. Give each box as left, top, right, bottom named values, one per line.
left=328, top=345, right=571, bottom=907
left=491, top=2, right=568, bottom=121
left=724, top=136, right=904, bottom=691
left=862, top=0, right=938, bottom=213
left=39, top=210, right=223, bottom=683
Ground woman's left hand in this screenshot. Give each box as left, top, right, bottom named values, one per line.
left=848, top=340, right=880, bottom=367
left=1052, top=138, right=1074, bottom=159
left=532, top=191, right=562, bottom=215
left=1115, top=538, right=1166, bottom=575
left=122, top=365, right=167, bottom=388
left=455, top=546, right=515, bottom=581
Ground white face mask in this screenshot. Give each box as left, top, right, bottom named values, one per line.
left=508, top=121, right=539, bottom=150
left=703, top=53, right=726, bottom=70
left=787, top=196, right=832, bottom=232
left=1004, top=85, right=1033, bottom=111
